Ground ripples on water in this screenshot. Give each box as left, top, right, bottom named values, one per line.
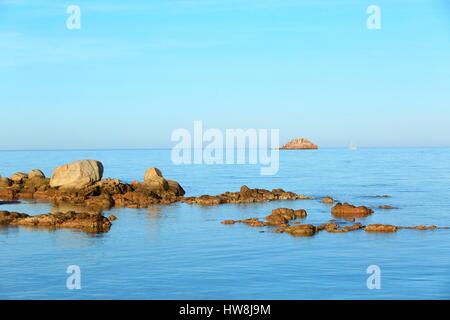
left=0, top=148, right=449, bottom=299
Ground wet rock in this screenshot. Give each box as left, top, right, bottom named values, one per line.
left=265, top=214, right=289, bottom=226
left=322, top=197, right=334, bottom=204
left=331, top=202, right=373, bottom=218
left=399, top=225, right=449, bottom=230
left=221, top=218, right=267, bottom=227
left=0, top=210, right=111, bottom=233
left=108, top=215, right=118, bottom=222
left=378, top=205, right=398, bottom=210
left=50, top=160, right=104, bottom=190
left=167, top=179, right=185, bottom=196
left=0, top=200, right=20, bottom=205
left=365, top=224, right=398, bottom=233
left=317, top=222, right=340, bottom=232
left=0, top=189, right=16, bottom=200
left=294, top=209, right=307, bottom=218
left=283, top=224, right=316, bottom=237
left=241, top=218, right=267, bottom=227
left=221, top=219, right=237, bottom=225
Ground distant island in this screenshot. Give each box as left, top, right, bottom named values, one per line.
left=280, top=138, right=318, bottom=150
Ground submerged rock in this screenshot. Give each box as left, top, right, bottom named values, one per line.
left=322, top=197, right=335, bottom=204
left=378, top=205, right=398, bottom=210
left=283, top=224, right=317, bottom=237
left=331, top=202, right=373, bottom=218
left=364, top=224, right=398, bottom=233
left=50, top=160, right=104, bottom=190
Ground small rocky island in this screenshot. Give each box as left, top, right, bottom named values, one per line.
left=280, top=138, right=318, bottom=150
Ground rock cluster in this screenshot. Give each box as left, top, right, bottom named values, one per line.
left=222, top=203, right=448, bottom=237
left=183, top=185, right=312, bottom=206
left=0, top=210, right=111, bottom=233
left=0, top=160, right=185, bottom=209
left=280, top=138, right=318, bottom=150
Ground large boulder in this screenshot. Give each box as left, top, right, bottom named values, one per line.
left=142, top=167, right=185, bottom=196
left=50, top=160, right=104, bottom=190
left=143, top=167, right=169, bottom=193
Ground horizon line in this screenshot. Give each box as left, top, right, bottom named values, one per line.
left=0, top=146, right=449, bottom=152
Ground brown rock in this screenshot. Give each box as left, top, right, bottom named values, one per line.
left=294, top=209, right=307, bottom=218
left=265, top=214, right=289, bottom=226
left=10, top=172, right=28, bottom=184
left=167, top=179, right=185, bottom=196
left=0, top=189, right=16, bottom=200
left=108, top=215, right=118, bottom=221
left=241, top=218, right=267, bottom=227
left=378, top=205, right=398, bottom=210
left=0, top=177, right=12, bottom=188
left=221, top=220, right=237, bottom=225
left=50, top=160, right=104, bottom=190
left=28, top=169, right=45, bottom=179
left=365, top=224, right=398, bottom=233
left=0, top=210, right=111, bottom=233
left=280, top=138, right=318, bottom=150
left=322, top=197, right=334, bottom=204
left=284, top=224, right=316, bottom=237
left=331, top=202, right=373, bottom=218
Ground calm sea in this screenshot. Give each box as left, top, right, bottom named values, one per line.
left=0, top=148, right=449, bottom=299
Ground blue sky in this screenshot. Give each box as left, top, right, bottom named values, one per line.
left=0, top=0, right=449, bottom=149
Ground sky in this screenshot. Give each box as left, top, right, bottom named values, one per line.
left=0, top=0, right=449, bottom=149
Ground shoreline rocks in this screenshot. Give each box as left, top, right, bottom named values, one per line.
left=0, top=210, right=112, bottom=233
left=183, top=186, right=313, bottom=206
left=0, top=161, right=187, bottom=209
left=280, top=138, right=318, bottom=150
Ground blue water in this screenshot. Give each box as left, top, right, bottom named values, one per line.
left=0, top=148, right=449, bottom=299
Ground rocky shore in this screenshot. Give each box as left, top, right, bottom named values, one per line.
left=0, top=160, right=312, bottom=210
left=2, top=159, right=448, bottom=236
